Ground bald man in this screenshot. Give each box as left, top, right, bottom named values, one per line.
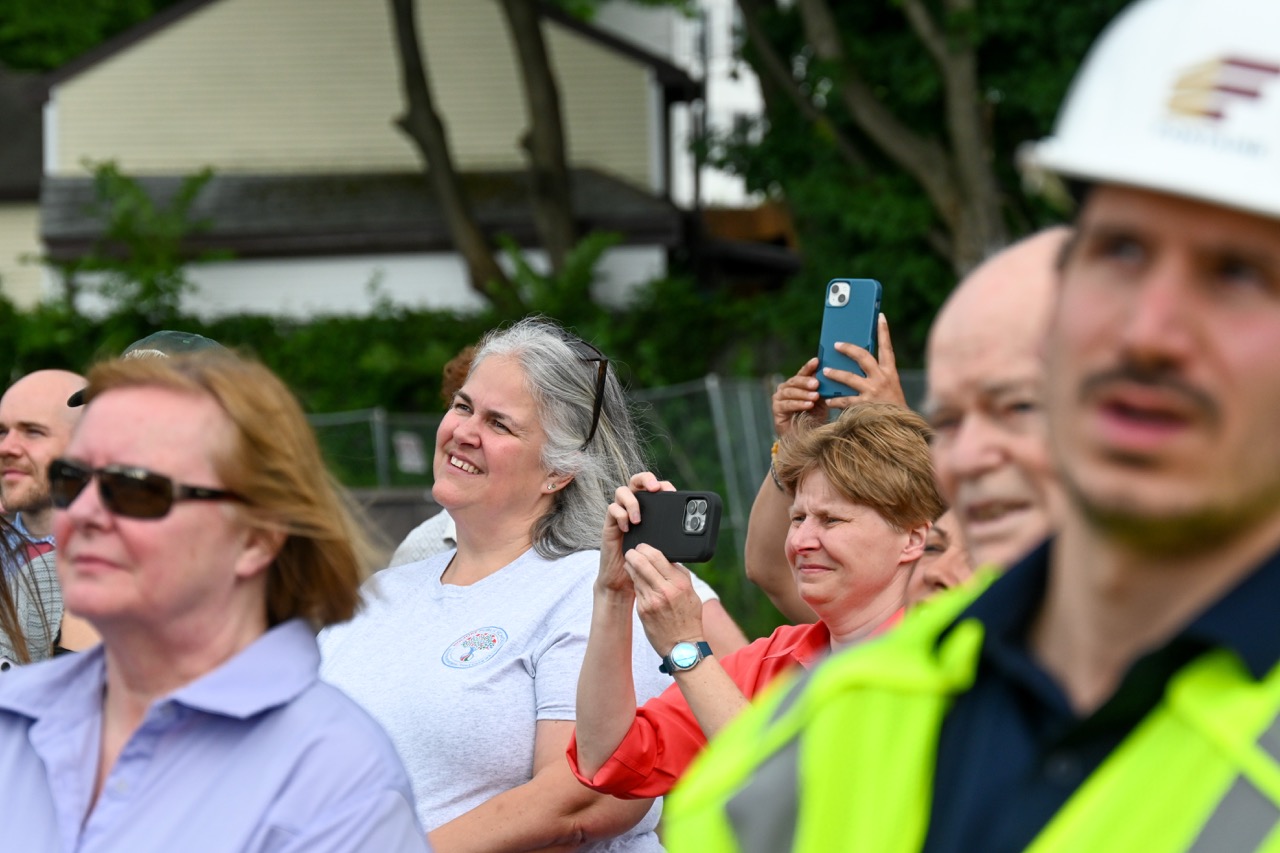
left=0, top=370, right=86, bottom=546
left=0, top=369, right=99, bottom=655
left=924, top=226, right=1069, bottom=568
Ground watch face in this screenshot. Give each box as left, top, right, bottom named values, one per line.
left=670, top=642, right=700, bottom=669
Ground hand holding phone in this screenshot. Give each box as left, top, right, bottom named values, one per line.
left=817, top=278, right=882, bottom=399
left=622, top=491, right=723, bottom=563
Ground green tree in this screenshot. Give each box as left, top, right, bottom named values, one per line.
left=719, top=0, right=1129, bottom=363
left=0, top=0, right=186, bottom=71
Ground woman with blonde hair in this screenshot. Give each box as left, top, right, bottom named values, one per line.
left=0, top=352, right=427, bottom=851
left=571, top=402, right=946, bottom=797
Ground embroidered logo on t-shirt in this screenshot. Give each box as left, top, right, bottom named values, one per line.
left=442, top=627, right=508, bottom=668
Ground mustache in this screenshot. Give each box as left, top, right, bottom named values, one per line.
left=1078, top=363, right=1220, bottom=427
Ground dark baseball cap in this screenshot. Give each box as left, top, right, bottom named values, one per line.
left=67, top=331, right=227, bottom=406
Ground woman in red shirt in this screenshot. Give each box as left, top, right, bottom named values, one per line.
left=570, top=401, right=949, bottom=797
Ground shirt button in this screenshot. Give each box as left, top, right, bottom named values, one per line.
left=1043, top=752, right=1082, bottom=784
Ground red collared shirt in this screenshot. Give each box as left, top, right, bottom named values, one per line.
left=567, top=620, right=836, bottom=798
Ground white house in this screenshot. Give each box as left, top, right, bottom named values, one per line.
left=36, top=0, right=708, bottom=318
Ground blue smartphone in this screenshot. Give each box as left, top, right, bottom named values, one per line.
left=816, top=278, right=882, bottom=398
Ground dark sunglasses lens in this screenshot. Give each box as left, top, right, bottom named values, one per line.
left=49, top=461, right=91, bottom=509
left=99, top=470, right=174, bottom=519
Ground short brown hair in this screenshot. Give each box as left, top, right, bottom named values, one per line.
left=774, top=402, right=944, bottom=532
left=440, top=345, right=477, bottom=406
left=81, top=352, right=377, bottom=629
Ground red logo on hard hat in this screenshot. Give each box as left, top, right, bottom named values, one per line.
left=1168, top=57, right=1280, bottom=120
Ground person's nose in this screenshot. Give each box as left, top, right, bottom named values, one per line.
left=787, top=517, right=820, bottom=554
left=61, top=472, right=109, bottom=528
left=1116, top=256, right=1197, bottom=371
left=451, top=414, right=483, bottom=446
left=942, top=413, right=1004, bottom=481
left=0, top=430, right=22, bottom=459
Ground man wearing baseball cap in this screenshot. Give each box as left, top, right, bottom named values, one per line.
left=663, top=1, right=1280, bottom=850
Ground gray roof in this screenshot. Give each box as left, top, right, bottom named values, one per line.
left=41, top=167, right=683, bottom=260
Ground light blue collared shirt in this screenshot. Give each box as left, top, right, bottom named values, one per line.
left=0, top=619, right=430, bottom=852
left=4, top=513, right=55, bottom=576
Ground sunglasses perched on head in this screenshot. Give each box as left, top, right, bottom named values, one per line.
left=561, top=335, right=608, bottom=450
left=49, top=458, right=245, bottom=520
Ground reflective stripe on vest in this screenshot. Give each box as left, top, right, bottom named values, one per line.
left=722, top=673, right=813, bottom=853
left=667, top=579, right=1280, bottom=853
left=1187, top=712, right=1280, bottom=851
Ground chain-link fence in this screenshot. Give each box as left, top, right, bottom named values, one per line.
left=311, top=369, right=925, bottom=635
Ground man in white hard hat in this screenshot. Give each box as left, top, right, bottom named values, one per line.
left=662, top=0, right=1280, bottom=850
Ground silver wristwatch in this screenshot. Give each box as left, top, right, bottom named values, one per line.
left=659, top=641, right=713, bottom=675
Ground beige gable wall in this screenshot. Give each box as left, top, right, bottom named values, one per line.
left=52, top=0, right=654, bottom=188
left=0, top=205, right=47, bottom=308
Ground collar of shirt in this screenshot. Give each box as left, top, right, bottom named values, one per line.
left=762, top=621, right=832, bottom=670
left=0, top=619, right=320, bottom=722
left=11, top=514, right=54, bottom=548
left=947, top=535, right=1280, bottom=708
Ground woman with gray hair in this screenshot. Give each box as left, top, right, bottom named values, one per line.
left=321, top=317, right=671, bottom=852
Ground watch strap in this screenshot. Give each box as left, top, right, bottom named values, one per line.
left=659, top=641, right=714, bottom=675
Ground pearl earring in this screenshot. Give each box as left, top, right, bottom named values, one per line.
left=547, top=484, right=555, bottom=491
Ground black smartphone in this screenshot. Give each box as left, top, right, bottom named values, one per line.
left=816, top=278, right=882, bottom=398
left=622, top=491, right=723, bottom=564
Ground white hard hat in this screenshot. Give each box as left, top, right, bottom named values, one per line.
left=1021, top=0, right=1280, bottom=220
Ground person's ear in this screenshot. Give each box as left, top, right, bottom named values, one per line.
left=234, top=526, right=286, bottom=580
left=544, top=474, right=575, bottom=494
left=900, top=522, right=929, bottom=565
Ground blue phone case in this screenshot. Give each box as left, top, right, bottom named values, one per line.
left=816, top=278, right=882, bottom=398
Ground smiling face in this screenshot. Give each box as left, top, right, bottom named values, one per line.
left=432, top=355, right=555, bottom=541
left=1046, top=186, right=1280, bottom=553
left=927, top=229, right=1067, bottom=569
left=0, top=370, right=85, bottom=523
left=785, top=470, right=923, bottom=635
left=53, top=386, right=272, bottom=641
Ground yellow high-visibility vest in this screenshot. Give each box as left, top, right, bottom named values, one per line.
left=665, top=573, right=1280, bottom=852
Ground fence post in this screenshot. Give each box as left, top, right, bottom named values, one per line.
left=372, top=407, right=390, bottom=488
left=704, top=374, right=745, bottom=565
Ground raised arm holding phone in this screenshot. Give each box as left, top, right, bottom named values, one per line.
left=570, top=403, right=943, bottom=798
left=745, top=312, right=908, bottom=621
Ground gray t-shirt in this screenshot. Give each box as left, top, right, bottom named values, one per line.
left=320, top=547, right=671, bottom=851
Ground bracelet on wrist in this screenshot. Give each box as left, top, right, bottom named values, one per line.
left=768, top=441, right=784, bottom=492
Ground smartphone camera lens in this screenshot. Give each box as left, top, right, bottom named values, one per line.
left=837, top=293, right=847, bottom=305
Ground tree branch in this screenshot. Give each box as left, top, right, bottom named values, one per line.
left=388, top=0, right=523, bottom=311
left=902, top=0, right=1007, bottom=270
left=735, top=0, right=869, bottom=171
left=899, top=0, right=949, bottom=70
left=501, top=0, right=576, bottom=275
left=794, top=0, right=962, bottom=235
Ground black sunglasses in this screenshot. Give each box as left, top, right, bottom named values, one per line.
left=561, top=335, right=608, bottom=450
left=49, top=458, right=245, bottom=520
